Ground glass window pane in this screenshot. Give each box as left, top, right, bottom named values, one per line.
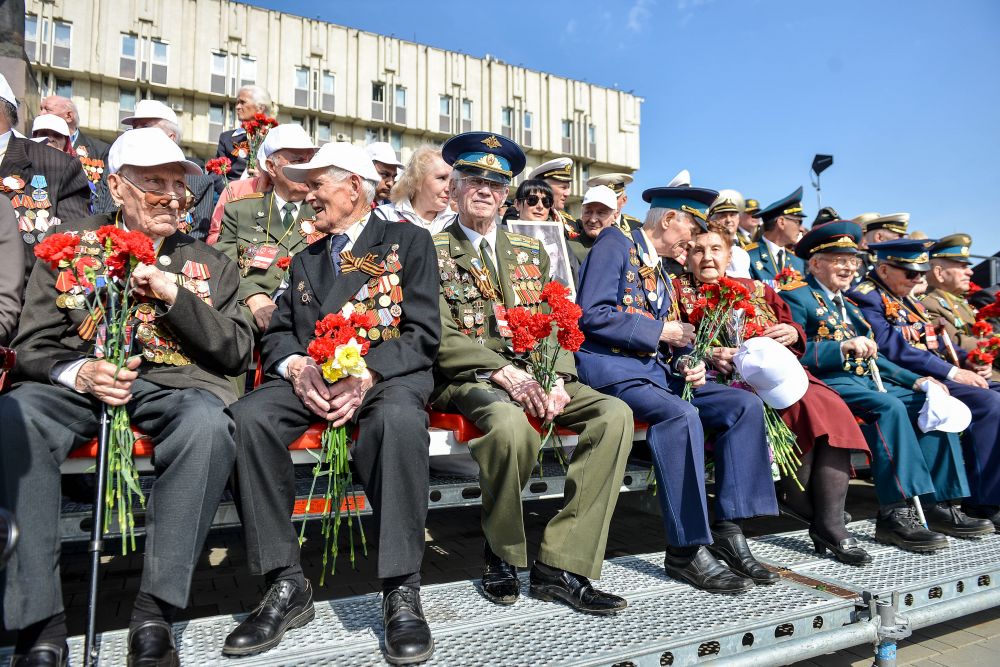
left=25, top=16, right=37, bottom=40
left=390, top=131, right=402, bottom=153
left=211, top=53, right=227, bottom=75
left=395, top=87, right=406, bottom=107
left=209, top=104, right=224, bottom=124
left=120, top=90, right=136, bottom=112
left=439, top=95, right=451, bottom=116
left=372, top=83, right=384, bottom=102
left=152, top=40, right=168, bottom=64
left=295, top=68, right=308, bottom=90
left=121, top=34, right=136, bottom=58
left=462, top=99, right=472, bottom=119
left=524, top=111, right=532, bottom=129
left=322, top=72, right=335, bottom=94
left=53, top=22, right=71, bottom=47
left=316, top=122, right=331, bottom=142
left=240, top=57, right=256, bottom=84
left=562, top=120, right=572, bottom=138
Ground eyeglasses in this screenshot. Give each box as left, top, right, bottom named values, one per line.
left=460, top=176, right=506, bottom=194
left=520, top=194, right=553, bottom=208
left=819, top=255, right=862, bottom=269
left=119, top=172, right=193, bottom=210
left=889, top=265, right=924, bottom=280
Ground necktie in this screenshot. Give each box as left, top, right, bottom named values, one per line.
left=479, top=238, right=500, bottom=292
left=833, top=294, right=845, bottom=315
left=329, top=234, right=350, bottom=275
left=281, top=202, right=296, bottom=229
left=776, top=249, right=785, bottom=270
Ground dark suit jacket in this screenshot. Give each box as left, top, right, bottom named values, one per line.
left=215, top=128, right=249, bottom=183
left=12, top=213, right=253, bottom=404
left=0, top=136, right=91, bottom=279
left=72, top=131, right=110, bottom=162
left=261, top=213, right=441, bottom=387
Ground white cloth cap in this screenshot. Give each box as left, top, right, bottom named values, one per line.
left=0, top=73, right=16, bottom=108
left=366, top=141, right=404, bottom=168
left=32, top=114, right=71, bottom=137
left=582, top=185, right=618, bottom=211
left=256, top=124, right=316, bottom=169
left=121, top=99, right=178, bottom=127
left=528, top=156, right=573, bottom=181
left=283, top=141, right=381, bottom=183
left=666, top=169, right=691, bottom=187
left=107, top=127, right=202, bottom=176
left=733, top=336, right=809, bottom=409
left=918, top=380, right=972, bottom=433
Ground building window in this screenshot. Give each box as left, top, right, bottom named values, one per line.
left=316, top=121, right=332, bottom=144
left=365, top=127, right=387, bottom=144
left=394, top=86, right=406, bottom=125
left=523, top=111, right=533, bottom=147
left=438, top=95, right=452, bottom=133
left=581, top=164, right=590, bottom=188
left=24, top=15, right=38, bottom=61
left=461, top=98, right=472, bottom=133
left=371, top=82, right=385, bottom=120
left=294, top=67, right=309, bottom=108
left=54, top=78, right=72, bottom=98
left=210, top=53, right=227, bottom=95
left=150, top=39, right=168, bottom=85
left=211, top=52, right=254, bottom=97
left=500, top=107, right=513, bottom=139
left=120, top=34, right=137, bottom=79
left=119, top=89, right=137, bottom=124
left=321, top=72, right=335, bottom=112
left=51, top=20, right=71, bottom=68
left=588, top=123, right=597, bottom=159
left=561, top=119, right=574, bottom=154
left=25, top=17, right=72, bottom=67
left=389, top=130, right=402, bottom=158
left=208, top=104, right=225, bottom=142
left=239, top=56, right=256, bottom=87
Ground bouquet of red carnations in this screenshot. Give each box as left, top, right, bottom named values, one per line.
left=682, top=277, right=754, bottom=401
left=241, top=113, right=279, bottom=173
left=205, top=156, right=234, bottom=200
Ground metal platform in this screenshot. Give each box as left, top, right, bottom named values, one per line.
left=5, top=520, right=998, bottom=666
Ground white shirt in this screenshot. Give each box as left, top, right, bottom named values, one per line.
left=457, top=218, right=499, bottom=269
left=763, top=236, right=788, bottom=267
left=271, top=191, right=301, bottom=225
left=727, top=245, right=751, bottom=279
left=0, top=130, right=11, bottom=161
left=376, top=199, right=455, bottom=235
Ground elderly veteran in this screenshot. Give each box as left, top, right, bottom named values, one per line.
left=922, top=234, right=1000, bottom=382
left=215, top=84, right=273, bottom=183
left=432, top=132, right=632, bottom=614
left=781, top=222, right=988, bottom=551
left=564, top=185, right=619, bottom=286
left=30, top=114, right=73, bottom=154
left=707, top=189, right=752, bottom=279
left=746, top=187, right=807, bottom=285
left=215, top=124, right=318, bottom=336
left=575, top=183, right=777, bottom=592
left=736, top=197, right=760, bottom=248
left=528, top=156, right=576, bottom=234
left=586, top=172, right=643, bottom=232
left=223, top=142, right=441, bottom=665
left=849, top=240, right=1000, bottom=532
left=0, top=127, right=252, bottom=666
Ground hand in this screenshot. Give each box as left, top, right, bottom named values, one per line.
left=246, top=293, right=277, bottom=331
left=681, top=359, right=707, bottom=387
left=325, top=371, right=376, bottom=427
left=490, top=365, right=548, bottom=418
left=659, top=321, right=696, bottom=347
left=545, top=378, right=572, bottom=422
left=709, top=346, right=737, bottom=375
left=840, top=336, right=878, bottom=359
left=130, top=263, right=179, bottom=306
left=763, top=323, right=799, bottom=347
left=914, top=376, right=949, bottom=394
left=951, top=368, right=989, bottom=389
left=964, top=359, right=993, bottom=378
left=75, top=356, right=142, bottom=406
left=287, top=355, right=335, bottom=420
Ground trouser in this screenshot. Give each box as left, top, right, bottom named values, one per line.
left=0, top=380, right=235, bottom=629
left=824, top=375, right=969, bottom=505
left=945, top=380, right=1000, bottom=505
left=437, top=380, right=632, bottom=580
left=231, top=375, right=433, bottom=580
left=605, top=379, right=777, bottom=547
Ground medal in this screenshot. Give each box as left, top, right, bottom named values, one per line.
left=158, top=256, right=171, bottom=266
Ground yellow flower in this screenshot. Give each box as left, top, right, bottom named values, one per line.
left=335, top=338, right=368, bottom=378
left=321, top=358, right=346, bottom=383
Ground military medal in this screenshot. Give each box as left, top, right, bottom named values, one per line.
left=158, top=256, right=171, bottom=266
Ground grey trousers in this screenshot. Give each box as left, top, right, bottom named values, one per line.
left=0, top=379, right=236, bottom=629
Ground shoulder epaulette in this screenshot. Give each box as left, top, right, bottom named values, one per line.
left=781, top=280, right=809, bottom=292
left=844, top=296, right=860, bottom=306
left=855, top=281, right=876, bottom=294
left=744, top=242, right=759, bottom=251
left=506, top=233, right=541, bottom=249
left=558, top=209, right=575, bottom=222
left=431, top=232, right=450, bottom=247
left=228, top=192, right=265, bottom=203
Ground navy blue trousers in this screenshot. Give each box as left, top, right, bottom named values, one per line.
left=946, top=380, right=1000, bottom=505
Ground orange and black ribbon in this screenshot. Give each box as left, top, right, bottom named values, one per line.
left=339, top=251, right=386, bottom=277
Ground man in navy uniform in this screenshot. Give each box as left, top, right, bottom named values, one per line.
left=585, top=172, right=642, bottom=232
left=528, top=157, right=575, bottom=235
left=848, top=240, right=1000, bottom=532
left=782, top=222, right=991, bottom=550
left=575, top=180, right=778, bottom=593
left=746, top=187, right=807, bottom=286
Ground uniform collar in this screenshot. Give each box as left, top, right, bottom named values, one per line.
left=457, top=217, right=498, bottom=255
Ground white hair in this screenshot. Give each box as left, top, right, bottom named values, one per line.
left=326, top=166, right=377, bottom=205
left=239, top=85, right=272, bottom=115
left=155, top=118, right=182, bottom=144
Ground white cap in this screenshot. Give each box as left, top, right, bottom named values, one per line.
left=366, top=141, right=404, bottom=168
left=918, top=380, right=972, bottom=433
left=121, top=99, right=178, bottom=127
left=0, top=73, right=16, bottom=108
left=32, top=114, right=71, bottom=137
left=734, top=336, right=809, bottom=409
left=582, top=185, right=618, bottom=211
left=283, top=141, right=381, bottom=183
left=107, top=127, right=202, bottom=176
left=666, top=169, right=691, bottom=187
left=256, top=124, right=316, bottom=169
left=528, top=157, right=573, bottom=182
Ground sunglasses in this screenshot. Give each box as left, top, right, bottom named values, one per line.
left=520, top=194, right=553, bottom=208
left=119, top=172, right=194, bottom=210
left=890, top=265, right=924, bottom=280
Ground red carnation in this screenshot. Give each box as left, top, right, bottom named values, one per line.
left=307, top=336, right=339, bottom=364
left=205, top=157, right=232, bottom=176
left=527, top=312, right=555, bottom=340
left=276, top=256, right=292, bottom=271
left=969, top=347, right=996, bottom=366
left=541, top=281, right=570, bottom=303
left=557, top=326, right=585, bottom=352
left=972, top=320, right=993, bottom=338
left=34, top=232, right=80, bottom=269
left=969, top=282, right=982, bottom=294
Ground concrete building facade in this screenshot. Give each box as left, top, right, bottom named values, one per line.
left=23, top=0, right=642, bottom=193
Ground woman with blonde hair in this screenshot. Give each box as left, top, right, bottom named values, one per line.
left=377, top=144, right=455, bottom=233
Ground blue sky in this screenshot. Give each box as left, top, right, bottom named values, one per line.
left=251, top=0, right=999, bottom=251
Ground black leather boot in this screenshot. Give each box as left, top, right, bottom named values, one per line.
left=925, top=502, right=994, bottom=538
left=9, top=642, right=68, bottom=667
left=127, top=620, right=179, bottom=667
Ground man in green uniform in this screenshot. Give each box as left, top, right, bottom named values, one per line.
left=433, top=132, right=633, bottom=615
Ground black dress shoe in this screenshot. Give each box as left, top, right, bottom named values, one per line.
left=809, top=529, right=873, bottom=566
left=962, top=502, right=1000, bottom=533
left=663, top=546, right=754, bottom=593
left=481, top=542, right=519, bottom=605
left=127, top=620, right=179, bottom=667
left=223, top=579, right=315, bottom=656
left=875, top=507, right=949, bottom=552
left=528, top=563, right=627, bottom=615
left=707, top=532, right=779, bottom=585
left=9, top=642, right=68, bottom=667
left=382, top=586, right=434, bottom=665
left=926, top=503, right=994, bottom=538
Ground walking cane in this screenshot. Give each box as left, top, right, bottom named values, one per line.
left=0, top=507, right=17, bottom=571
left=83, top=404, right=112, bottom=667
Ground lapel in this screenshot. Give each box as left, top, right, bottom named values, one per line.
left=493, top=230, right=517, bottom=308
left=631, top=228, right=665, bottom=318
left=263, top=198, right=314, bottom=251
left=0, top=137, right=32, bottom=177
left=319, top=214, right=389, bottom=317
left=446, top=221, right=509, bottom=306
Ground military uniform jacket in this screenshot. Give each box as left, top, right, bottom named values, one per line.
left=214, top=192, right=317, bottom=304
left=847, top=276, right=955, bottom=380
left=1, top=136, right=91, bottom=275
left=746, top=239, right=806, bottom=286
left=261, top=213, right=440, bottom=385
left=575, top=226, right=680, bottom=391
left=432, top=220, right=575, bottom=405
left=922, top=287, right=1000, bottom=381
left=781, top=275, right=921, bottom=389
left=11, top=213, right=253, bottom=404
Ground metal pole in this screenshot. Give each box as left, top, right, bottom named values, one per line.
left=912, top=495, right=928, bottom=528
left=874, top=599, right=897, bottom=667
left=83, top=406, right=112, bottom=667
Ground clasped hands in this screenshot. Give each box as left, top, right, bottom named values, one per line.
left=490, top=365, right=570, bottom=422
left=288, top=355, right=377, bottom=426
